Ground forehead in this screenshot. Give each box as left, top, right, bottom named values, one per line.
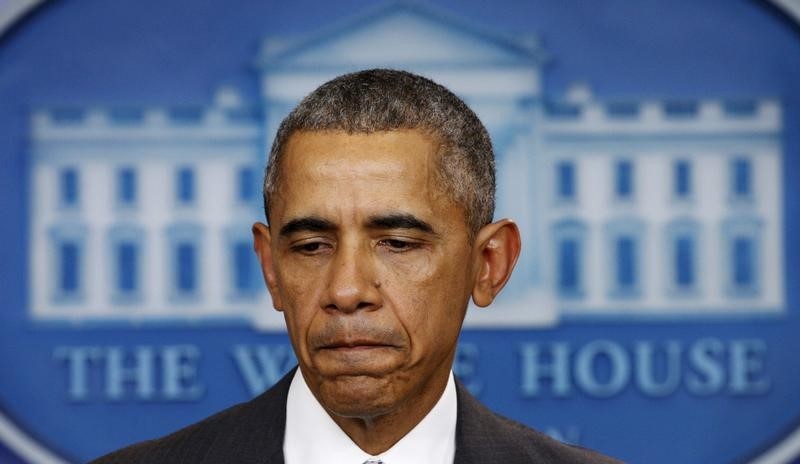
left=272, top=129, right=460, bottom=222
left=283, top=128, right=437, bottom=171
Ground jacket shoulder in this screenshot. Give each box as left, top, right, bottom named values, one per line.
left=455, top=384, right=623, bottom=464
left=88, top=370, right=293, bottom=464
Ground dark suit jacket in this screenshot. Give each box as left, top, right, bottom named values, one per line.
left=91, top=369, right=622, bottom=463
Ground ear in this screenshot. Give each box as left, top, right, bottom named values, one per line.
left=252, top=222, right=284, bottom=311
left=471, top=219, right=522, bottom=307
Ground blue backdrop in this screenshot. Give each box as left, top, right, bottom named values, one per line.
left=1, top=1, right=799, bottom=463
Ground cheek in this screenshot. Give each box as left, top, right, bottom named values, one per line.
left=275, top=255, right=325, bottom=305
left=379, top=251, right=435, bottom=282
left=378, top=253, right=470, bottom=350
left=274, top=262, right=324, bottom=347
left=383, top=248, right=471, bottom=295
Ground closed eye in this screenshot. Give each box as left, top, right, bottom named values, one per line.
left=291, top=241, right=331, bottom=255
left=378, top=238, right=422, bottom=252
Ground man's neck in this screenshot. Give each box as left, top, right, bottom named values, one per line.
left=325, top=372, right=452, bottom=455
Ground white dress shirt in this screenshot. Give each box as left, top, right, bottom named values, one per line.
left=284, top=369, right=457, bottom=464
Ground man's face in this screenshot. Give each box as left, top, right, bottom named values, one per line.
left=257, top=129, right=477, bottom=420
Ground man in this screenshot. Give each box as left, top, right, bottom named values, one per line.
left=92, top=69, right=621, bottom=463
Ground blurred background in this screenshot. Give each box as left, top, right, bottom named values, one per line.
left=1, top=1, right=799, bottom=462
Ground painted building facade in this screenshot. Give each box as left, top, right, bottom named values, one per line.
left=27, top=3, right=784, bottom=330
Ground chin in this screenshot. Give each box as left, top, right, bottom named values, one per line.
left=318, top=375, right=400, bottom=419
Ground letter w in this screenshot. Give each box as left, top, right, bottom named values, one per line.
left=231, top=345, right=296, bottom=397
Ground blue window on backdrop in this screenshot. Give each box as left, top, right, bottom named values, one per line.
left=117, top=167, right=137, bottom=205
left=59, top=241, right=80, bottom=294
left=675, top=236, right=695, bottom=288
left=233, top=240, right=259, bottom=294
left=116, top=241, right=138, bottom=293
left=606, top=220, right=644, bottom=297
left=50, top=225, right=87, bottom=302
left=616, top=236, right=637, bottom=290
left=722, top=217, right=761, bottom=297
left=176, top=242, right=197, bottom=293
left=733, top=237, right=754, bottom=288
left=60, top=167, right=79, bottom=207
left=556, top=161, right=575, bottom=201
left=226, top=225, right=263, bottom=299
left=665, top=219, right=700, bottom=295
left=167, top=223, right=202, bottom=300
left=553, top=220, right=587, bottom=298
left=731, top=158, right=752, bottom=199
left=558, top=239, right=580, bottom=293
left=238, top=167, right=256, bottom=203
left=674, top=160, right=691, bottom=198
left=176, top=167, right=195, bottom=204
left=615, top=160, right=634, bottom=199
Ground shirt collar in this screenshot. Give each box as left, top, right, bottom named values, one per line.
left=284, top=369, right=457, bottom=464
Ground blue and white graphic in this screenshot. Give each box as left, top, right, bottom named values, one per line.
left=26, top=3, right=786, bottom=330
left=2, top=1, right=800, bottom=464
left=540, top=84, right=784, bottom=318
left=29, top=87, right=273, bottom=326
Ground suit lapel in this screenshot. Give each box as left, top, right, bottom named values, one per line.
left=266, top=447, right=285, bottom=464
left=245, top=367, right=295, bottom=464
left=453, top=381, right=491, bottom=464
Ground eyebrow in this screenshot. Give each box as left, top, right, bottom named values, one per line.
left=366, top=213, right=435, bottom=234
left=279, top=216, right=337, bottom=237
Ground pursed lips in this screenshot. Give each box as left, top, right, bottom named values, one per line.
left=311, top=334, right=405, bottom=374
left=319, top=339, right=396, bottom=350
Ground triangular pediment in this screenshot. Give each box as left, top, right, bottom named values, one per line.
left=257, top=2, right=543, bottom=69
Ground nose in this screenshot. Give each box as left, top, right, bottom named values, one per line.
left=321, top=241, right=382, bottom=313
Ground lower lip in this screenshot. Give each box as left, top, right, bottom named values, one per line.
left=325, top=345, right=390, bottom=351
left=315, top=346, right=399, bottom=374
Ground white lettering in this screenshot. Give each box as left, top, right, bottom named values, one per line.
left=575, top=340, right=629, bottom=398
left=519, top=338, right=770, bottom=399
left=729, top=339, right=770, bottom=395
left=105, top=346, right=156, bottom=401
left=519, top=342, right=571, bottom=397
left=686, top=338, right=725, bottom=395
left=162, top=345, right=204, bottom=400
left=231, top=344, right=296, bottom=397
left=53, top=346, right=101, bottom=401
left=54, top=345, right=204, bottom=402
left=635, top=341, right=681, bottom=397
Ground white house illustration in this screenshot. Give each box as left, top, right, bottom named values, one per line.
left=27, top=2, right=785, bottom=330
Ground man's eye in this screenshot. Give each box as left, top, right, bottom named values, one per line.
left=379, top=239, right=419, bottom=251
left=292, top=242, right=328, bottom=254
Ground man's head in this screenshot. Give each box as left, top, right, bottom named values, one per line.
left=253, top=69, right=520, bottom=450
left=263, top=68, right=495, bottom=237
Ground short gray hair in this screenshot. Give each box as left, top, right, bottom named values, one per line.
left=263, top=68, right=495, bottom=236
